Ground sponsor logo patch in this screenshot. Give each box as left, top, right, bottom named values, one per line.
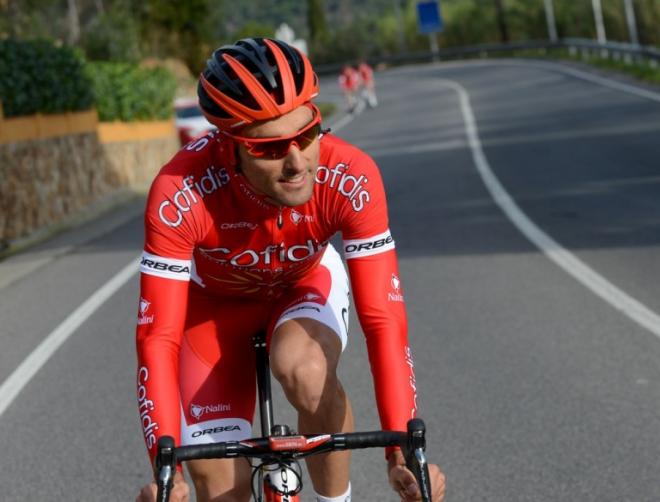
left=140, top=252, right=192, bottom=281
left=220, top=221, right=258, bottom=231
left=190, top=402, right=232, bottom=420
left=199, top=240, right=327, bottom=268
left=290, top=209, right=313, bottom=225
left=191, top=425, right=241, bottom=438
left=388, top=273, right=404, bottom=302
left=405, top=346, right=418, bottom=418
left=158, top=166, right=230, bottom=228
left=137, top=367, right=159, bottom=450
left=343, top=229, right=395, bottom=259
left=315, top=163, right=371, bottom=212
left=137, top=297, right=154, bottom=325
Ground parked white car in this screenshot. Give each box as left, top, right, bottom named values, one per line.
left=174, top=97, right=216, bottom=146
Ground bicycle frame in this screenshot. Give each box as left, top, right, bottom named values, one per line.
left=155, top=331, right=433, bottom=502
left=253, top=332, right=300, bottom=501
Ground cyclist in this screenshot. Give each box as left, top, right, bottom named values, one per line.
left=358, top=61, right=378, bottom=108
left=337, top=64, right=361, bottom=113
left=135, top=38, right=446, bottom=502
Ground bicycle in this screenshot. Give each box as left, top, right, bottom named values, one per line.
left=154, top=332, right=434, bottom=501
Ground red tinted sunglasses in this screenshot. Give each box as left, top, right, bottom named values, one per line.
left=224, top=104, right=323, bottom=160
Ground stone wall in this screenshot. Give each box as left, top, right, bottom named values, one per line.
left=0, top=133, right=178, bottom=246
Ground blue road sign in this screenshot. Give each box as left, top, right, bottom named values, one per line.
left=417, top=1, right=443, bottom=34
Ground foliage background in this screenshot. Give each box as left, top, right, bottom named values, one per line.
left=2, top=0, right=659, bottom=72
left=1, top=1, right=659, bottom=117
left=0, top=39, right=94, bottom=117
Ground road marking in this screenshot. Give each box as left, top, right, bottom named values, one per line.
left=440, top=78, right=660, bottom=339
left=391, top=58, right=660, bottom=104
left=328, top=109, right=358, bottom=132
left=508, top=59, right=660, bottom=104
left=0, top=257, right=140, bottom=418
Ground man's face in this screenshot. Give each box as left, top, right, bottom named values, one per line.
left=236, top=105, right=320, bottom=207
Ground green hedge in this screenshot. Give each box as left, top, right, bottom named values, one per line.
left=87, top=62, right=177, bottom=122
left=0, top=39, right=94, bottom=118
left=0, top=39, right=177, bottom=122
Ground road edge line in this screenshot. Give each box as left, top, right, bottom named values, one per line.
left=0, top=257, right=140, bottom=418
left=440, top=78, right=660, bottom=339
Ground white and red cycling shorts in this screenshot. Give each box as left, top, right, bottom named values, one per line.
left=178, top=245, right=349, bottom=446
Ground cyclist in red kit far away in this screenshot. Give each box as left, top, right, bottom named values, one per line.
left=135, top=38, right=446, bottom=502
left=338, top=64, right=361, bottom=113
left=358, top=61, right=378, bottom=108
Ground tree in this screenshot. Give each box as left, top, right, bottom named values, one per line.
left=138, top=0, right=214, bottom=73
left=494, top=0, right=509, bottom=42
left=307, top=0, right=329, bottom=49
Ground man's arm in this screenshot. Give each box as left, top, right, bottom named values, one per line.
left=345, top=248, right=417, bottom=438
left=136, top=270, right=190, bottom=462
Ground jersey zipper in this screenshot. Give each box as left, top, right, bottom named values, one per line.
left=277, top=207, right=284, bottom=230
left=270, top=206, right=285, bottom=274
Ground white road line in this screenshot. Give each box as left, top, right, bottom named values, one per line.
left=505, top=59, right=660, bottom=104
left=391, top=58, right=660, bottom=104
left=0, top=257, right=140, bottom=418
left=440, top=78, right=660, bottom=339
left=329, top=109, right=357, bottom=132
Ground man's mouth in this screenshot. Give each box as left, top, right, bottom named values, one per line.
left=280, top=173, right=306, bottom=185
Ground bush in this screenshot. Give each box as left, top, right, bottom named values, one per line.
left=0, top=39, right=94, bottom=118
left=87, top=62, right=177, bottom=122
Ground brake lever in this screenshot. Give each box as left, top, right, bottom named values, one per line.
left=404, top=419, right=433, bottom=502
left=155, top=435, right=176, bottom=502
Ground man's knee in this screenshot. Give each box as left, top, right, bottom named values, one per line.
left=270, top=319, right=341, bottom=413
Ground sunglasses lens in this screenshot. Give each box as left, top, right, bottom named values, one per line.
left=247, top=123, right=321, bottom=160
left=247, top=139, right=291, bottom=159
left=297, top=123, right=322, bottom=149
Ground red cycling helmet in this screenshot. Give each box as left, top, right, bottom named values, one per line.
left=198, top=38, right=319, bottom=131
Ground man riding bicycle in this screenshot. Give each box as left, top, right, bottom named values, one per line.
left=135, top=38, right=446, bottom=502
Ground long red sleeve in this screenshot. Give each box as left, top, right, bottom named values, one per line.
left=136, top=273, right=190, bottom=462
left=347, top=250, right=417, bottom=433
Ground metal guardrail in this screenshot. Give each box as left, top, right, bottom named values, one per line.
left=315, top=37, right=660, bottom=75
left=562, top=37, right=660, bottom=64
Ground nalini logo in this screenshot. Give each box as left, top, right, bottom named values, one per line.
left=303, top=293, right=321, bottom=301
left=388, top=274, right=404, bottom=302
left=140, top=298, right=150, bottom=315
left=137, top=297, right=154, bottom=325
left=290, top=210, right=313, bottom=225
left=190, top=402, right=231, bottom=420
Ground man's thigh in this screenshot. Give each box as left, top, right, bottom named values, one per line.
left=269, top=244, right=350, bottom=353
left=179, top=288, right=271, bottom=446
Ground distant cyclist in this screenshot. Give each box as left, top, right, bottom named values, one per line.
left=135, top=38, right=446, bottom=502
left=338, top=64, right=361, bottom=113
left=358, top=61, right=378, bottom=108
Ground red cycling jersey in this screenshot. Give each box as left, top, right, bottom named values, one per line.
left=136, top=131, right=417, bottom=460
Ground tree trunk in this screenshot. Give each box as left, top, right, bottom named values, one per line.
left=494, top=0, right=509, bottom=43
left=67, top=0, right=80, bottom=46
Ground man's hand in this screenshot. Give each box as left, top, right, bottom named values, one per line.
left=388, top=450, right=446, bottom=502
left=136, top=470, right=190, bottom=502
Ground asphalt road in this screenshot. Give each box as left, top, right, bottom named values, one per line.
left=1, top=59, right=660, bottom=501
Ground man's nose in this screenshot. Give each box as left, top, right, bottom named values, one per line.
left=283, top=143, right=305, bottom=170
